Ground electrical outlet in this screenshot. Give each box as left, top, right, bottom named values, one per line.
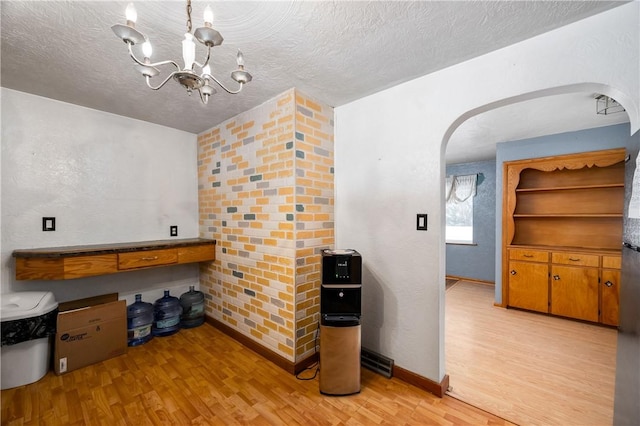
left=43, top=217, right=56, bottom=231
left=170, top=225, right=178, bottom=237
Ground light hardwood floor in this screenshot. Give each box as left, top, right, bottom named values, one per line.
left=445, top=280, right=617, bottom=426
left=2, top=321, right=512, bottom=426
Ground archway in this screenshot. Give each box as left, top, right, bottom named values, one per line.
left=441, top=83, right=633, bottom=424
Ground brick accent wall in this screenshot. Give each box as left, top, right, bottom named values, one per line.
left=198, top=88, right=334, bottom=362
left=293, top=91, right=335, bottom=360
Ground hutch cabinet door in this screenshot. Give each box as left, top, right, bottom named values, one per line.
left=508, top=260, right=549, bottom=313
left=550, top=265, right=599, bottom=322
left=601, top=269, right=620, bottom=326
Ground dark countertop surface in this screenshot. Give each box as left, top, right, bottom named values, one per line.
left=12, top=238, right=216, bottom=258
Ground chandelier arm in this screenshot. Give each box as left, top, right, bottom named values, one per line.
left=206, top=74, right=245, bottom=94
left=127, top=42, right=181, bottom=71
left=145, top=72, right=179, bottom=91
left=194, top=46, right=212, bottom=70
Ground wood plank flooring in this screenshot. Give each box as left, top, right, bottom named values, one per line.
left=2, top=322, right=512, bottom=425
left=446, top=281, right=617, bottom=426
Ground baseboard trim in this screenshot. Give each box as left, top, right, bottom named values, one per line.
left=205, top=316, right=317, bottom=375
left=206, top=316, right=448, bottom=396
left=446, top=275, right=494, bottom=286
left=393, top=365, right=449, bottom=398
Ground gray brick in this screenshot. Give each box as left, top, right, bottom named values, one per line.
left=314, top=147, right=329, bottom=157
left=271, top=314, right=285, bottom=325
left=297, top=106, right=313, bottom=117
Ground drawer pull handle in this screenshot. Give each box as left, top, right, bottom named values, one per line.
left=553, top=275, right=560, bottom=280
left=569, top=257, right=580, bottom=262
left=604, top=281, right=614, bottom=287
left=523, top=254, right=533, bottom=258
left=510, top=270, right=517, bottom=275
left=141, top=256, right=159, bottom=261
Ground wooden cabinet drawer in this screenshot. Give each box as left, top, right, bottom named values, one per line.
left=551, top=252, right=599, bottom=267
left=509, top=248, right=549, bottom=262
left=15, top=254, right=118, bottom=280
left=118, top=249, right=178, bottom=270
left=602, top=255, right=621, bottom=269
left=178, top=244, right=215, bottom=263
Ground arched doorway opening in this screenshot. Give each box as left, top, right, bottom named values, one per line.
left=441, top=83, right=633, bottom=425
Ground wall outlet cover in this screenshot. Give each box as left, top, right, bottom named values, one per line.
left=43, top=217, right=56, bottom=231
left=170, top=225, right=178, bottom=237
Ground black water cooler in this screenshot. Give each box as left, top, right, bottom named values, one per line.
left=319, top=249, right=362, bottom=395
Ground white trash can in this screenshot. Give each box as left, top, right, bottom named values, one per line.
left=1, top=291, right=58, bottom=390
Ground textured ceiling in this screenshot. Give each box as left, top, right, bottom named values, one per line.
left=0, top=1, right=630, bottom=163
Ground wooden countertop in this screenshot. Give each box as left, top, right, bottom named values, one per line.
left=12, top=238, right=216, bottom=258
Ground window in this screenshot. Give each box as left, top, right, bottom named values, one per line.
left=445, top=174, right=477, bottom=244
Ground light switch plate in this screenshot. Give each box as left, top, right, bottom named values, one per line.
left=416, top=214, right=428, bottom=231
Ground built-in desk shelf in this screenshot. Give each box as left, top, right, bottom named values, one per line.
left=12, top=238, right=216, bottom=280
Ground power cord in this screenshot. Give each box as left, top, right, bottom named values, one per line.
left=296, top=322, right=320, bottom=380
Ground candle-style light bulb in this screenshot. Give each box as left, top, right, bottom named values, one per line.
left=142, top=40, right=153, bottom=58
left=203, top=5, right=214, bottom=27
left=125, top=3, right=137, bottom=24
left=182, top=33, right=196, bottom=70
left=236, top=50, right=245, bottom=67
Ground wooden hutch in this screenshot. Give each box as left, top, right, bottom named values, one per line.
left=501, top=148, right=625, bottom=326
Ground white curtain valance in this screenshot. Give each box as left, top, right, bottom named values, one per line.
left=445, top=174, right=477, bottom=203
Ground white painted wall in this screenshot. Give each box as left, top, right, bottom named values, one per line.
left=1, top=89, right=200, bottom=305
left=335, top=3, right=639, bottom=383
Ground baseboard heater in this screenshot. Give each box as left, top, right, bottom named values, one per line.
left=361, top=347, right=394, bottom=378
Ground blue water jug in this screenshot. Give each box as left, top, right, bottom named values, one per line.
left=127, top=294, right=154, bottom=346
left=152, top=290, right=182, bottom=337
left=180, top=285, right=205, bottom=328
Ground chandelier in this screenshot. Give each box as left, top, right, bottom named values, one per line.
left=111, top=1, right=252, bottom=104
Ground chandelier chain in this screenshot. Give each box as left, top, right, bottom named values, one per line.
left=186, top=0, right=192, bottom=33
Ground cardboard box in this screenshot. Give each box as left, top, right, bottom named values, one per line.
left=54, top=293, right=127, bottom=375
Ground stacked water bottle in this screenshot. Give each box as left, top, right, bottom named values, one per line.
left=126, top=286, right=205, bottom=347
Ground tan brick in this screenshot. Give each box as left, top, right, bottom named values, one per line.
left=262, top=120, right=276, bottom=130
left=305, top=99, right=322, bottom=112
left=278, top=343, right=294, bottom=356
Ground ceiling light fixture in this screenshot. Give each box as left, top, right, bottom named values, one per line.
left=111, top=1, right=252, bottom=105
left=595, top=95, right=625, bottom=115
